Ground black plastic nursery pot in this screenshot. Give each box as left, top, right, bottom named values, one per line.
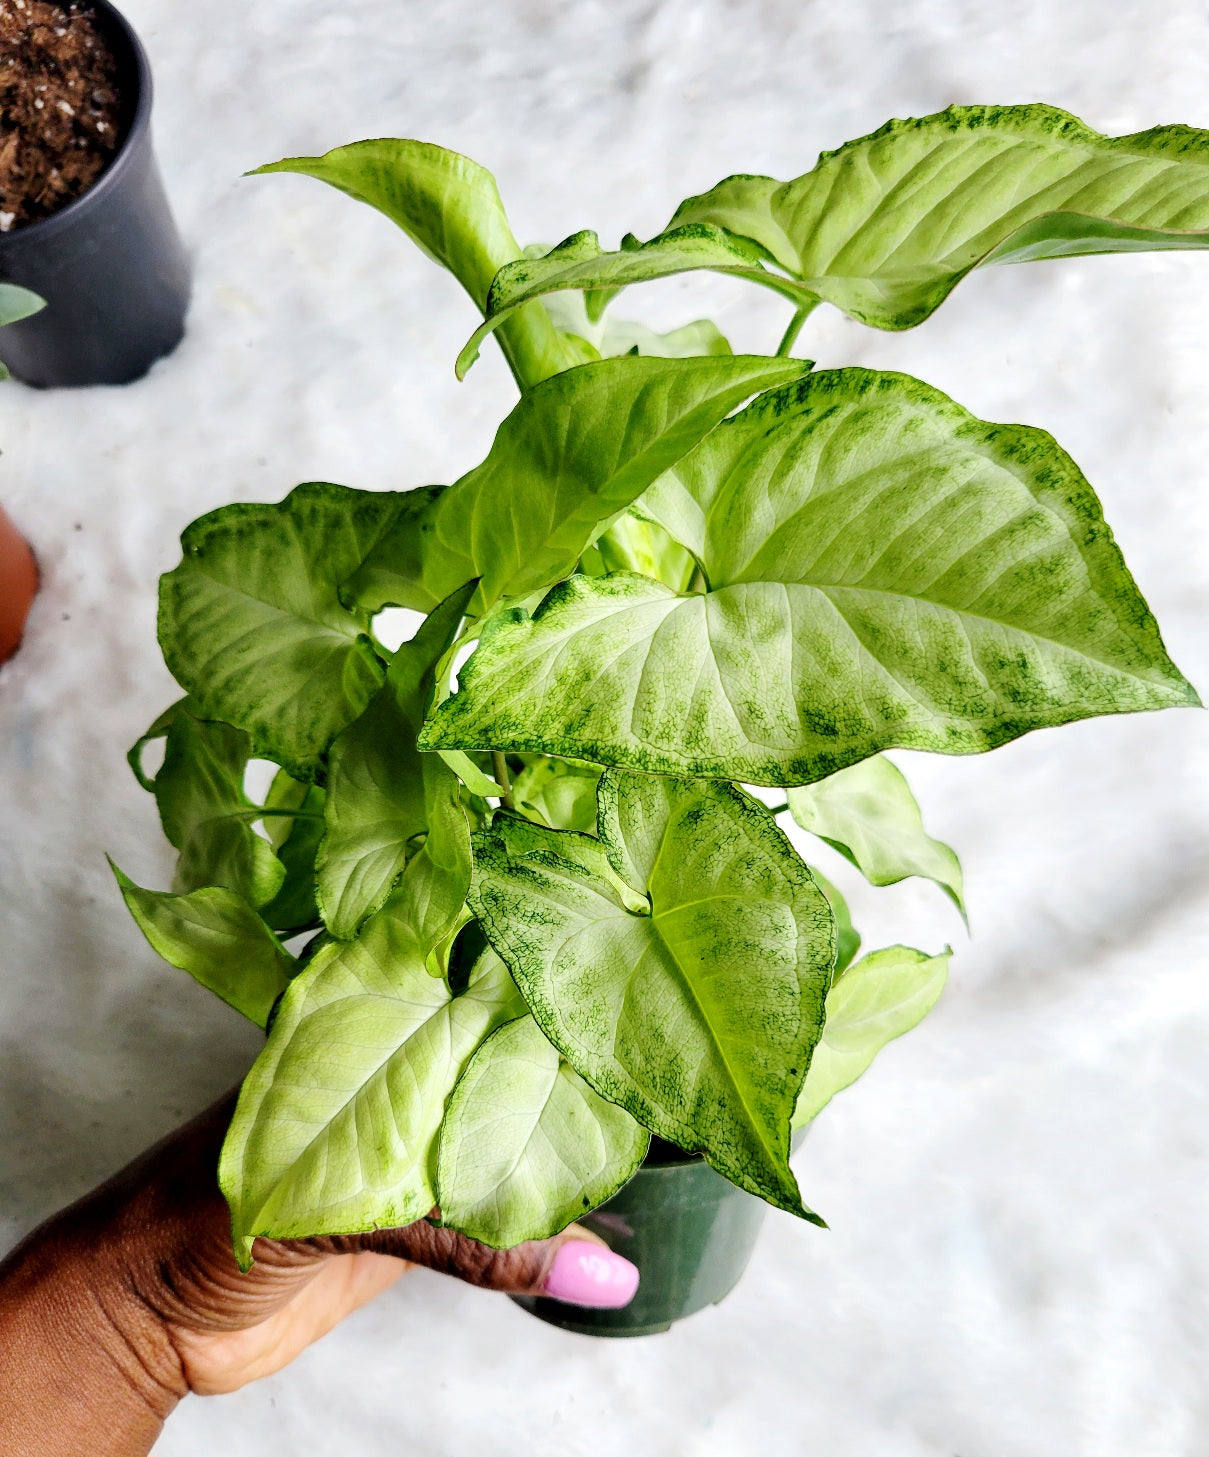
left=0, top=0, right=191, bottom=387
left=513, top=1142, right=773, bottom=1338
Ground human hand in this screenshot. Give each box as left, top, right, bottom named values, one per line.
left=0, top=1091, right=639, bottom=1456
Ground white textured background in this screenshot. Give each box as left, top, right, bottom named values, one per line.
left=2, top=2, right=1208, bottom=1453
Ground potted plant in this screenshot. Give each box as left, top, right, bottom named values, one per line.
left=116, top=106, right=1202, bottom=1338
left=0, top=0, right=189, bottom=387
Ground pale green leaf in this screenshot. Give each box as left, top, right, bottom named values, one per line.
left=219, top=884, right=525, bottom=1267
left=468, top=771, right=834, bottom=1216
left=317, top=583, right=475, bottom=939
left=112, top=862, right=295, bottom=1029
left=487, top=810, right=651, bottom=915
left=466, top=109, right=1209, bottom=338
left=601, top=316, right=734, bottom=360
left=792, top=946, right=950, bottom=1128
left=262, top=768, right=312, bottom=851
left=258, top=770, right=325, bottom=934
left=540, top=287, right=734, bottom=361
left=158, top=484, right=412, bottom=780
left=671, top=105, right=1209, bottom=329
left=788, top=755, right=964, bottom=916
left=511, top=757, right=601, bottom=832
left=127, top=700, right=181, bottom=793
left=0, top=283, right=45, bottom=328
left=255, top=140, right=582, bottom=389
left=667, top=175, right=793, bottom=267
left=457, top=227, right=812, bottom=375
left=807, top=866, right=861, bottom=974
left=422, top=369, right=1198, bottom=784
left=397, top=779, right=475, bottom=957
left=151, top=702, right=285, bottom=908
left=587, top=510, right=697, bottom=594
left=343, top=354, right=808, bottom=616
left=436, top=1014, right=649, bottom=1246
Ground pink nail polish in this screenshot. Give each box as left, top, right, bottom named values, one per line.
left=543, top=1241, right=640, bottom=1308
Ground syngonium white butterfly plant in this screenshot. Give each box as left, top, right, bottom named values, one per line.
left=116, top=105, right=1203, bottom=1264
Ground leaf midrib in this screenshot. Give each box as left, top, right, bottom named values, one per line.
left=632, top=802, right=788, bottom=1164
left=608, top=578, right=1179, bottom=691
left=644, top=909, right=785, bottom=1168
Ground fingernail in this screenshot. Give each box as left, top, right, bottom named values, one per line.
left=542, top=1241, right=640, bottom=1308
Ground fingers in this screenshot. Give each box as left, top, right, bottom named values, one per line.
left=145, top=1087, right=639, bottom=1312
left=312, top=1221, right=639, bottom=1310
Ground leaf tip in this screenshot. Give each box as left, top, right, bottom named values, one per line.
left=455, top=327, right=488, bottom=380
left=245, top=157, right=301, bottom=178
left=107, top=856, right=135, bottom=892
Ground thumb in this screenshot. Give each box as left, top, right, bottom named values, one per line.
left=315, top=1219, right=640, bottom=1310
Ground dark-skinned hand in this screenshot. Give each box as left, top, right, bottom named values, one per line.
left=0, top=1091, right=639, bottom=1456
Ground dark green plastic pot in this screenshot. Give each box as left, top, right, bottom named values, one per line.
left=512, top=1142, right=771, bottom=1338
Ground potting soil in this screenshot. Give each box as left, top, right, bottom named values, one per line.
left=0, top=0, right=123, bottom=231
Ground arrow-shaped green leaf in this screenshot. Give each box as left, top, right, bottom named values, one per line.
left=788, top=755, right=964, bottom=917
left=135, top=700, right=286, bottom=908
left=437, top=1014, right=649, bottom=1246
left=219, top=881, right=524, bottom=1268
left=672, top=105, right=1209, bottom=329
left=540, top=285, right=735, bottom=364
left=158, top=484, right=414, bottom=780
left=459, top=107, right=1209, bottom=341
left=112, top=862, right=295, bottom=1029
left=808, top=867, right=861, bottom=975
left=255, top=139, right=583, bottom=389
left=511, top=757, right=601, bottom=833
left=317, top=583, right=475, bottom=939
left=343, top=353, right=808, bottom=617
left=792, top=946, right=950, bottom=1128
left=0, top=281, right=45, bottom=370
left=422, top=369, right=1198, bottom=784
left=258, top=770, right=326, bottom=934
left=468, top=771, right=834, bottom=1217
left=0, top=283, right=45, bottom=329
left=456, top=227, right=811, bottom=376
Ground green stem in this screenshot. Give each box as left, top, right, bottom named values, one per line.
left=492, top=751, right=516, bottom=812
left=774, top=298, right=818, bottom=358
left=766, top=802, right=789, bottom=816
left=227, top=807, right=327, bottom=823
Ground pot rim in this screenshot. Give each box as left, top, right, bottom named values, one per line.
left=637, top=1121, right=808, bottom=1177
left=0, top=0, right=152, bottom=249
left=636, top=1147, right=707, bottom=1175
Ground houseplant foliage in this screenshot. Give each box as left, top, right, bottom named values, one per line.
left=118, top=105, right=1201, bottom=1267
left=0, top=283, right=43, bottom=377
